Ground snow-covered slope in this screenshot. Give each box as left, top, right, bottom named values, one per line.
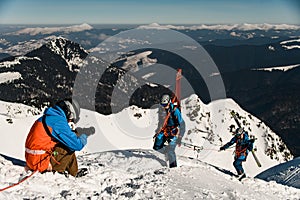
left=0, top=95, right=292, bottom=177
left=0, top=100, right=40, bottom=119
left=0, top=150, right=299, bottom=199
left=0, top=96, right=298, bottom=198
left=179, top=95, right=292, bottom=176
left=256, top=157, right=300, bottom=189
left=0, top=56, right=41, bottom=68
left=252, top=64, right=300, bottom=72
left=45, top=36, right=88, bottom=70
left=280, top=38, right=300, bottom=50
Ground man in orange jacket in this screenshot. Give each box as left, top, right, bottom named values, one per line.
left=25, top=98, right=94, bottom=177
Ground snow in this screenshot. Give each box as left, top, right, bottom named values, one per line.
left=7, top=23, right=93, bottom=36
left=0, top=100, right=40, bottom=119
left=252, top=64, right=300, bottom=72
left=280, top=38, right=300, bottom=50
left=280, top=38, right=300, bottom=44
left=120, top=51, right=157, bottom=72
left=141, top=72, right=156, bottom=80
left=46, top=36, right=88, bottom=71
left=0, top=96, right=299, bottom=198
left=0, top=56, right=41, bottom=68
left=268, top=45, right=275, bottom=51
left=0, top=72, right=22, bottom=84
left=256, top=157, right=300, bottom=189
left=138, top=23, right=300, bottom=31
left=0, top=150, right=299, bottom=199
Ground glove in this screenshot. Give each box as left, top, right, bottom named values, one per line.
left=250, top=139, right=255, bottom=143
left=76, top=126, right=95, bottom=137
left=176, top=136, right=182, bottom=146
left=219, top=146, right=225, bottom=151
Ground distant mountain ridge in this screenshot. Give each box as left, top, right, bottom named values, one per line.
left=0, top=37, right=87, bottom=108
left=138, top=23, right=300, bottom=31
left=6, top=23, right=93, bottom=36
left=0, top=35, right=299, bottom=158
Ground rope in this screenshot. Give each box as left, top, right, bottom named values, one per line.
left=0, top=170, right=37, bottom=192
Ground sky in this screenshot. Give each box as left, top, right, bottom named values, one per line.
left=0, top=0, right=299, bottom=25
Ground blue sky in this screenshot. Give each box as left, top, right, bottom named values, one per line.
left=0, top=0, right=299, bottom=24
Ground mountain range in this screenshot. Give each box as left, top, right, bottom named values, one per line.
left=0, top=23, right=299, bottom=157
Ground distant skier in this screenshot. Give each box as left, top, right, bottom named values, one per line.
left=25, top=98, right=95, bottom=177
left=219, top=127, right=254, bottom=179
left=153, top=94, right=185, bottom=168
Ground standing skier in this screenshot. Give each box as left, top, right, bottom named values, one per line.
left=153, top=94, right=185, bottom=168
left=219, top=127, right=254, bottom=179
left=25, top=98, right=94, bottom=177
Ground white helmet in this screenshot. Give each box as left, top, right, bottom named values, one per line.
left=160, top=94, right=170, bottom=105
left=56, top=98, right=80, bottom=122
left=235, top=127, right=244, bottom=136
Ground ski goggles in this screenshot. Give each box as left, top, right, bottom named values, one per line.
left=161, top=103, right=169, bottom=107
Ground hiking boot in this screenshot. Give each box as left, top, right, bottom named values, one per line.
left=76, top=168, right=88, bottom=178
left=56, top=171, right=69, bottom=178
left=169, top=161, right=177, bottom=168
left=237, top=173, right=246, bottom=181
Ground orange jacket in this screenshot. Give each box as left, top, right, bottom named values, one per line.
left=25, top=119, right=57, bottom=172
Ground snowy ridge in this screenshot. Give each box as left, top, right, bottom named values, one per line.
left=0, top=56, right=41, bottom=68
left=0, top=72, right=22, bottom=84
left=6, top=23, right=93, bottom=36
left=0, top=97, right=298, bottom=198
left=120, top=51, right=157, bottom=72
left=256, top=157, right=300, bottom=189
left=0, top=95, right=292, bottom=176
left=180, top=95, right=292, bottom=174
left=252, top=64, right=300, bottom=72
left=0, top=100, right=40, bottom=119
left=280, top=38, right=300, bottom=50
left=0, top=150, right=299, bottom=199
left=138, top=23, right=300, bottom=31
left=46, top=37, right=88, bottom=70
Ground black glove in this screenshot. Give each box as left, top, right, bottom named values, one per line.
left=219, top=146, right=225, bottom=151
left=250, top=139, right=255, bottom=143
left=76, top=126, right=95, bottom=137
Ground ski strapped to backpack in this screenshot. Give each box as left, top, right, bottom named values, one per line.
left=230, top=110, right=262, bottom=167
left=153, top=69, right=182, bottom=139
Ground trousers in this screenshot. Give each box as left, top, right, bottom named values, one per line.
left=153, top=132, right=177, bottom=166
left=50, top=144, right=78, bottom=177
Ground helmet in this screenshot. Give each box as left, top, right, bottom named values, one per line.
left=235, top=127, right=244, bottom=136
left=160, top=94, right=170, bottom=106
left=56, top=98, right=80, bottom=122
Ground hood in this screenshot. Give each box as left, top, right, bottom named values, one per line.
left=44, top=105, right=67, bottom=119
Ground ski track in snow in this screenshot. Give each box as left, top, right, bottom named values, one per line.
left=1, top=150, right=300, bottom=200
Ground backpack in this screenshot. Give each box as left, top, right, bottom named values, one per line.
left=25, top=116, right=58, bottom=172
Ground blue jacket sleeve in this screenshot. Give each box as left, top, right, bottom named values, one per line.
left=173, top=109, right=185, bottom=137
left=51, top=120, right=87, bottom=151
left=223, top=137, right=236, bottom=150
left=173, top=109, right=183, bottom=124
